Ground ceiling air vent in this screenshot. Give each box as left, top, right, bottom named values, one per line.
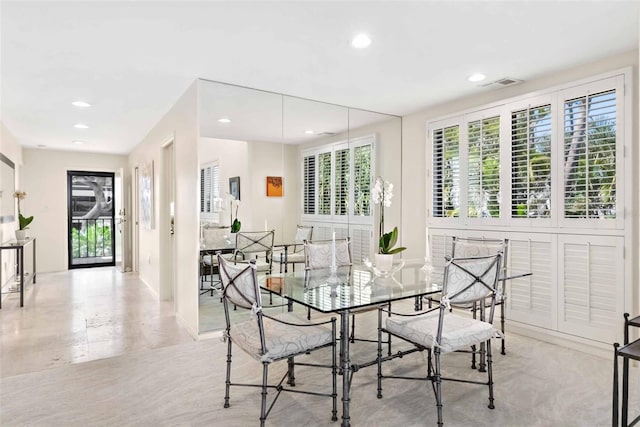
left=481, top=77, right=523, bottom=88
left=316, top=132, right=336, bottom=136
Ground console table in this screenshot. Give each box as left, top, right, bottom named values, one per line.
left=0, top=237, right=37, bottom=308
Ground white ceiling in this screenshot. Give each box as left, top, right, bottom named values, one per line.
left=1, top=1, right=638, bottom=154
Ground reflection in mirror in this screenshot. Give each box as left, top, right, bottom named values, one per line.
left=196, top=79, right=401, bottom=334
left=0, top=153, right=16, bottom=223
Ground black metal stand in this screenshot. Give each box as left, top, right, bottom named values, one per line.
left=0, top=237, right=37, bottom=308
left=613, top=313, right=640, bottom=426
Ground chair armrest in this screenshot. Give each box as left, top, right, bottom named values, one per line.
left=262, top=312, right=337, bottom=329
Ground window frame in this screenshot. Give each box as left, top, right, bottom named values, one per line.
left=301, top=134, right=376, bottom=225
left=427, top=70, right=627, bottom=232
left=200, top=161, right=220, bottom=220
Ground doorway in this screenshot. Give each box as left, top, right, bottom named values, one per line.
left=67, top=171, right=116, bottom=269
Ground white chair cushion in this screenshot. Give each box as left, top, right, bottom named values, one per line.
left=284, top=251, right=305, bottom=263
left=385, top=310, right=501, bottom=353
left=235, top=258, right=271, bottom=272
left=230, top=313, right=333, bottom=363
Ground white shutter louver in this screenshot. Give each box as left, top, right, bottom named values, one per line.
left=506, top=234, right=555, bottom=328
left=511, top=104, right=552, bottom=219
left=468, top=116, right=500, bottom=218
left=303, top=155, right=316, bottom=214
left=334, top=148, right=350, bottom=216
left=353, top=144, right=372, bottom=216
left=318, top=152, right=331, bottom=215
left=563, top=90, right=617, bottom=220
left=432, top=125, right=460, bottom=218
left=558, top=235, right=623, bottom=342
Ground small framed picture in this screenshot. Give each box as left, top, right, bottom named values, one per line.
left=229, top=176, right=240, bottom=200
left=266, top=176, right=283, bottom=197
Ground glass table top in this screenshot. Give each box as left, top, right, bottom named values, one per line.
left=260, top=259, right=443, bottom=313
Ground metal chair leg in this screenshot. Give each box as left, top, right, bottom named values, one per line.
left=377, top=308, right=383, bottom=399
left=224, top=336, right=232, bottom=408
left=260, top=363, right=268, bottom=427
left=487, top=339, right=495, bottom=409
left=434, top=348, right=443, bottom=427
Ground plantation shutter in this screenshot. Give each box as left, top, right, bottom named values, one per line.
left=303, top=155, right=316, bottom=214
left=468, top=116, right=500, bottom=218
left=350, top=227, right=371, bottom=264
left=200, top=168, right=206, bottom=212
left=558, top=235, right=623, bottom=342
left=334, top=148, right=350, bottom=216
left=318, top=152, right=332, bottom=215
left=511, top=104, right=552, bottom=219
left=353, top=144, right=372, bottom=216
left=563, top=89, right=617, bottom=220
left=432, top=125, right=460, bottom=218
left=211, top=164, right=220, bottom=200
left=506, top=233, right=555, bottom=329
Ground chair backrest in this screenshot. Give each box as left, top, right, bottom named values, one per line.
left=217, top=255, right=267, bottom=354
left=235, top=230, right=274, bottom=256
left=442, top=253, right=502, bottom=307
left=218, top=255, right=262, bottom=310
left=294, top=225, right=313, bottom=243
left=304, top=237, right=352, bottom=270
left=202, top=225, right=231, bottom=249
left=451, top=236, right=509, bottom=276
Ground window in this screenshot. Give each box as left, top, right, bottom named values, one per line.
left=511, top=104, right=552, bottom=218
left=200, top=162, right=219, bottom=215
left=432, top=124, right=460, bottom=218
left=302, top=136, right=374, bottom=221
left=468, top=116, right=500, bottom=218
left=563, top=90, right=617, bottom=219
left=429, top=73, right=623, bottom=227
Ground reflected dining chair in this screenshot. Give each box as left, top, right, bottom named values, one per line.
left=217, top=255, right=338, bottom=426
left=232, top=230, right=275, bottom=274
left=199, top=225, right=231, bottom=296
left=376, top=252, right=504, bottom=426
left=276, top=225, right=313, bottom=273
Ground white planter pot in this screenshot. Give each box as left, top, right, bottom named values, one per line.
left=15, top=229, right=27, bottom=242
left=375, top=253, right=394, bottom=272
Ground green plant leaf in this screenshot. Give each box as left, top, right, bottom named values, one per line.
left=19, top=214, right=33, bottom=230
left=231, top=218, right=241, bottom=233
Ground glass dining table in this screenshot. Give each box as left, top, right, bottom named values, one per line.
left=260, top=258, right=441, bottom=427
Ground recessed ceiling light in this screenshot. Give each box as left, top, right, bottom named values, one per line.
left=73, top=140, right=85, bottom=145
left=37, top=144, right=47, bottom=148
left=305, top=130, right=314, bottom=135
left=351, top=33, right=371, bottom=49
left=71, top=101, right=91, bottom=108
left=218, top=118, right=231, bottom=124
left=74, top=123, right=89, bottom=129
left=468, top=73, right=486, bottom=82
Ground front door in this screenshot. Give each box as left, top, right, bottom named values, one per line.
left=67, top=171, right=116, bottom=269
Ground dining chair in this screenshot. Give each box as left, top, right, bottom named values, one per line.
left=199, top=225, right=231, bottom=296
left=451, top=236, right=509, bottom=360
left=304, top=237, right=389, bottom=350
left=273, top=225, right=313, bottom=273
left=217, top=255, right=338, bottom=426
left=233, top=230, right=275, bottom=274
left=376, top=252, right=504, bottom=426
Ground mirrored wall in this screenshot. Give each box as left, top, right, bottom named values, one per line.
left=197, top=79, right=401, bottom=333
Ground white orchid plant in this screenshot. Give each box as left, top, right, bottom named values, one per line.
left=371, top=177, right=406, bottom=255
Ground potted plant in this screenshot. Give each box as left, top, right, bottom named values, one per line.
left=372, top=177, right=406, bottom=271
left=230, top=198, right=241, bottom=233
left=13, top=191, right=34, bottom=241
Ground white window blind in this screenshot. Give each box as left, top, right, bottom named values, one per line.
left=200, top=162, right=219, bottom=214
left=334, top=148, right=350, bottom=216
left=511, top=104, right=552, bottom=218
left=563, top=89, right=617, bottom=220
left=303, top=155, right=316, bottom=214
left=468, top=116, right=500, bottom=218
left=432, top=125, right=460, bottom=218
left=353, top=144, right=371, bottom=216
left=318, top=152, right=331, bottom=215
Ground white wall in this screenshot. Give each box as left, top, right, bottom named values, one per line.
left=19, top=148, right=128, bottom=273
left=129, top=81, right=199, bottom=336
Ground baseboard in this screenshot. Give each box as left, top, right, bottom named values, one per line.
left=139, top=275, right=159, bottom=299
left=507, top=321, right=611, bottom=359
left=175, top=312, right=199, bottom=339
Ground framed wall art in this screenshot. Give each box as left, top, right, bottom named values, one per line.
left=266, top=176, right=283, bottom=197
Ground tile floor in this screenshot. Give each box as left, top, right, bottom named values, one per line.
left=0, top=267, right=193, bottom=378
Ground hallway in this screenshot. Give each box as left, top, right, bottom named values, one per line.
left=0, top=267, right=192, bottom=378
